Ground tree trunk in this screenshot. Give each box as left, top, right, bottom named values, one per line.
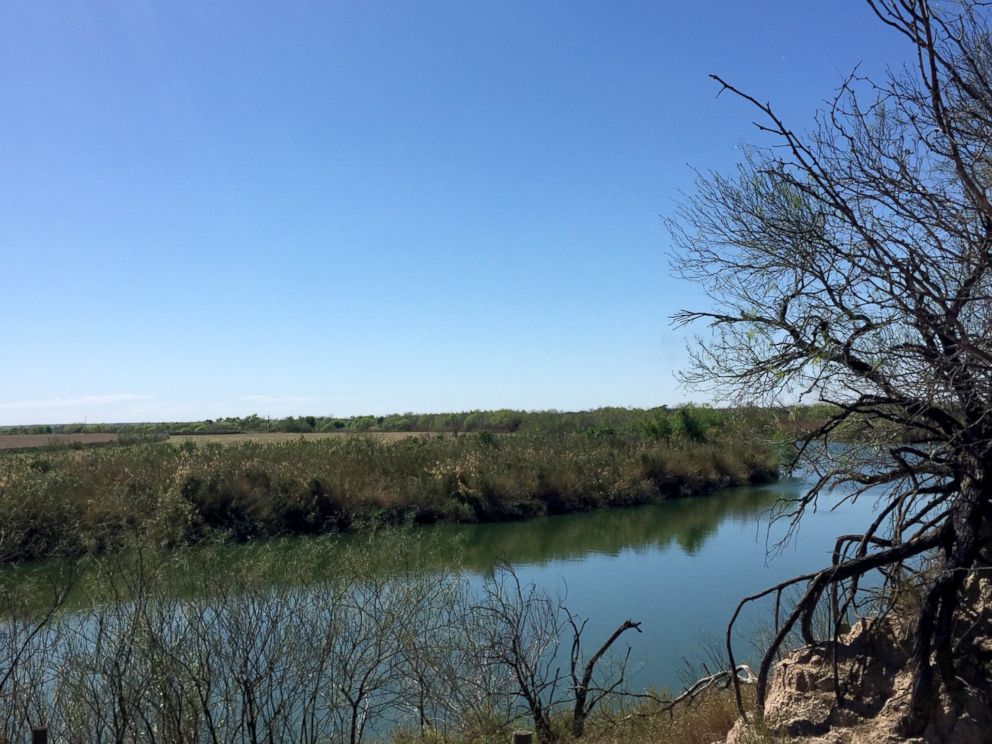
left=571, top=694, right=587, bottom=738
left=904, top=475, right=986, bottom=734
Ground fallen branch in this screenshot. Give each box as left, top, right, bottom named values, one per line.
left=621, top=663, right=757, bottom=721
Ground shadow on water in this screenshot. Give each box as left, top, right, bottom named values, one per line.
left=174, top=482, right=787, bottom=587
left=2, top=483, right=786, bottom=608
left=429, top=484, right=783, bottom=572
left=5, top=478, right=867, bottom=696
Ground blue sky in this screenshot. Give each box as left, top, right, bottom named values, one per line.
left=1, top=1, right=906, bottom=424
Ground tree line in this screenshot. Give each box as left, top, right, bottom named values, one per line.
left=0, top=404, right=833, bottom=439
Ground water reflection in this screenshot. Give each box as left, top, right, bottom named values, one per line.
left=1, top=479, right=816, bottom=615
left=431, top=485, right=781, bottom=571
left=4, top=477, right=879, bottom=701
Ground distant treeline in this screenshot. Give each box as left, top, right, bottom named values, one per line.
left=0, top=403, right=838, bottom=438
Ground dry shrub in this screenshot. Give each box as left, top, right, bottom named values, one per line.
left=583, top=690, right=749, bottom=744
left=0, top=427, right=777, bottom=562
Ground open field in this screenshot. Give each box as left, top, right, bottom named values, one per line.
left=0, top=433, right=119, bottom=450
left=167, top=431, right=430, bottom=445
left=0, top=431, right=431, bottom=451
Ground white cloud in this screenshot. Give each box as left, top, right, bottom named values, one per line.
left=0, top=394, right=154, bottom=411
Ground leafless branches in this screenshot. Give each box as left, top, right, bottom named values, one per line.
left=671, top=0, right=992, bottom=734
left=470, top=564, right=642, bottom=743
left=0, top=548, right=646, bottom=743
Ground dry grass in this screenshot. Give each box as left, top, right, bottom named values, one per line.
left=0, top=433, right=119, bottom=450
left=582, top=691, right=744, bottom=744
left=0, top=429, right=778, bottom=563
left=394, top=690, right=766, bottom=744
left=166, top=431, right=432, bottom=445
left=0, top=431, right=432, bottom=451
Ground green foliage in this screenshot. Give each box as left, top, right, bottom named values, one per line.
left=642, top=416, right=674, bottom=442
left=677, top=407, right=710, bottom=443
left=641, top=405, right=723, bottom=443
left=475, top=430, right=500, bottom=447
left=0, top=404, right=842, bottom=468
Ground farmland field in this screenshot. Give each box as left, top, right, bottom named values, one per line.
left=166, top=431, right=431, bottom=445
left=0, top=433, right=119, bottom=450
left=0, top=431, right=434, bottom=451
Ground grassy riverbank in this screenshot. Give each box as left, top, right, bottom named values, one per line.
left=0, top=406, right=779, bottom=563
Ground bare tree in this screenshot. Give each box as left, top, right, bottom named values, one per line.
left=670, top=0, right=992, bottom=734
left=471, top=567, right=564, bottom=744
left=470, top=564, right=641, bottom=743
left=0, top=569, right=70, bottom=740
left=565, top=614, right=640, bottom=738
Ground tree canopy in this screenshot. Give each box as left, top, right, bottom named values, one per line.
left=671, top=0, right=992, bottom=733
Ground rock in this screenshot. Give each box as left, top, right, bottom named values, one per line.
left=718, top=569, right=992, bottom=743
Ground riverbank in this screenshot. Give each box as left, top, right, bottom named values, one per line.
left=722, top=569, right=992, bottom=744
left=0, top=413, right=778, bottom=563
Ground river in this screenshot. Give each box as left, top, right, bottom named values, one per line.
left=423, top=474, right=878, bottom=693
left=0, top=474, right=884, bottom=740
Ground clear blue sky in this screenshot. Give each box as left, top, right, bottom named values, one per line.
left=1, top=1, right=906, bottom=425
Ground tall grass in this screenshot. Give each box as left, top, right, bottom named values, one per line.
left=0, top=408, right=778, bottom=564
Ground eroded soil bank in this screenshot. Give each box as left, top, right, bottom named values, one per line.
left=725, top=573, right=992, bottom=744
